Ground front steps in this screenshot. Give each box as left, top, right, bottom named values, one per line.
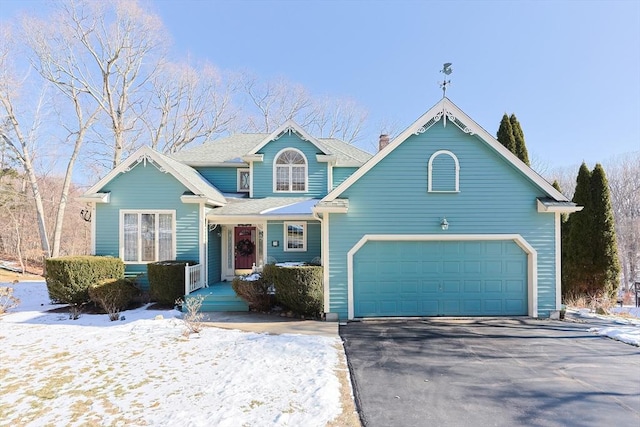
left=183, top=282, right=249, bottom=312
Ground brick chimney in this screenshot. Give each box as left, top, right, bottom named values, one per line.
left=378, top=134, right=390, bottom=151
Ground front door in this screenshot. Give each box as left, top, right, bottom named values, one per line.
left=234, top=226, right=256, bottom=270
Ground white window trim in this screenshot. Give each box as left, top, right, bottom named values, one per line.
left=428, top=150, right=460, bottom=193
left=237, top=168, right=250, bottom=192
left=273, top=148, right=308, bottom=193
left=284, top=221, right=307, bottom=252
left=119, top=210, right=176, bottom=264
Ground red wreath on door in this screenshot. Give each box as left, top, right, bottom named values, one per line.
left=235, top=239, right=255, bottom=256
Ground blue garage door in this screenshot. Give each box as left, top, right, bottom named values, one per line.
left=353, top=240, right=527, bottom=317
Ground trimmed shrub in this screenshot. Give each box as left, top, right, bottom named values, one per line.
left=147, top=260, right=197, bottom=305
left=269, top=264, right=323, bottom=318
left=88, top=278, right=139, bottom=320
left=45, top=256, right=125, bottom=305
left=232, top=274, right=272, bottom=312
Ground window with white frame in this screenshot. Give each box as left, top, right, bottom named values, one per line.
left=274, top=149, right=307, bottom=192
left=121, top=211, right=175, bottom=263
left=284, top=222, right=306, bottom=251
left=237, top=168, right=250, bottom=192
left=428, top=150, right=460, bottom=192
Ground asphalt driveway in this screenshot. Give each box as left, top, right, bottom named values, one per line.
left=340, top=318, right=640, bottom=427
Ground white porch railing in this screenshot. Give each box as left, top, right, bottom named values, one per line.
left=185, top=263, right=204, bottom=295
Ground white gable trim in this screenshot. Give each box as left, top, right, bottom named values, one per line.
left=247, top=120, right=331, bottom=155
left=346, top=234, right=538, bottom=320
left=323, top=98, right=568, bottom=203
left=84, top=146, right=225, bottom=206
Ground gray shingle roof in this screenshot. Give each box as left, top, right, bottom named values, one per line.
left=169, top=133, right=373, bottom=167
left=155, top=151, right=227, bottom=205
left=170, top=134, right=267, bottom=165
left=208, top=197, right=318, bottom=216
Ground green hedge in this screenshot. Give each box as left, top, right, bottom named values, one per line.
left=147, top=260, right=197, bottom=305
left=45, top=256, right=125, bottom=304
left=232, top=275, right=272, bottom=312
left=266, top=264, right=323, bottom=318
left=88, top=278, right=139, bottom=313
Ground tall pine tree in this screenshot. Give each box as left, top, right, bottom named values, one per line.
left=563, top=163, right=594, bottom=296
left=590, top=164, right=621, bottom=298
left=509, top=114, right=530, bottom=166
left=496, top=114, right=516, bottom=154
left=563, top=163, right=621, bottom=298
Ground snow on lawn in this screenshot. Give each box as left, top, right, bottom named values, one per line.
left=0, top=281, right=342, bottom=426
left=569, top=306, right=640, bottom=347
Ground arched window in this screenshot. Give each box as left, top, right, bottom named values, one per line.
left=274, top=149, right=307, bottom=192
left=428, top=150, right=459, bottom=192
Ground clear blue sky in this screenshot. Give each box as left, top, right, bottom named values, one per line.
left=2, top=0, right=639, bottom=171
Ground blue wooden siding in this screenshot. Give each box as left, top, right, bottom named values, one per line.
left=430, top=153, right=457, bottom=191
left=265, top=221, right=321, bottom=264
left=332, top=167, right=359, bottom=189
left=327, top=123, right=557, bottom=319
left=195, top=167, right=239, bottom=193
left=208, top=228, right=222, bottom=285
left=252, top=134, right=328, bottom=198
left=94, top=162, right=201, bottom=290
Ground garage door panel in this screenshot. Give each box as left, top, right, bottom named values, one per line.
left=422, top=261, right=440, bottom=273
left=464, top=280, right=481, bottom=293
left=401, top=280, right=418, bottom=293
left=422, top=280, right=439, bottom=293
left=443, top=280, right=461, bottom=292
left=354, top=240, right=528, bottom=317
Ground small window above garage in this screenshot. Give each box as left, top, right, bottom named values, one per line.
left=428, top=150, right=459, bottom=192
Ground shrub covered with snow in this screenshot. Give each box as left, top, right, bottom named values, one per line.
left=267, top=264, right=323, bottom=318
left=88, top=278, right=139, bottom=320
left=231, top=274, right=272, bottom=311
left=45, top=256, right=125, bottom=305
left=147, top=260, right=197, bottom=305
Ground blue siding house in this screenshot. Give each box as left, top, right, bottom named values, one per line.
left=81, top=98, right=579, bottom=319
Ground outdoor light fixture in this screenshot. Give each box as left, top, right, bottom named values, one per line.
left=271, top=240, right=279, bottom=247
left=440, top=218, right=449, bottom=231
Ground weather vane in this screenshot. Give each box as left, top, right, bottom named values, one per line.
left=440, top=63, right=452, bottom=97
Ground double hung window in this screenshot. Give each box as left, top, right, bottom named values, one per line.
left=122, top=211, right=174, bottom=263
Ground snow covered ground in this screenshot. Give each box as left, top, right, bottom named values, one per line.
left=568, top=305, right=640, bottom=347
left=0, top=281, right=344, bottom=426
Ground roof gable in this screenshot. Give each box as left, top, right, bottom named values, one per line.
left=84, top=146, right=226, bottom=206
left=247, top=120, right=332, bottom=156
left=322, top=97, right=568, bottom=203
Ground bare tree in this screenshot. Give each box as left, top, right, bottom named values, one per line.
left=605, top=152, right=640, bottom=290
left=238, top=74, right=368, bottom=143
left=240, top=75, right=313, bottom=133
left=307, top=96, right=367, bottom=143
left=142, top=61, right=238, bottom=153
left=27, top=0, right=166, bottom=169
left=0, top=24, right=52, bottom=258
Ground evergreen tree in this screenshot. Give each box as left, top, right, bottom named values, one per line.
left=509, top=114, right=530, bottom=166
left=496, top=114, right=516, bottom=154
left=563, top=163, right=594, bottom=296
left=590, top=164, right=621, bottom=298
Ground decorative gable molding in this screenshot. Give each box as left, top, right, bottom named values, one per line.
left=246, top=120, right=331, bottom=156
left=415, top=104, right=474, bottom=136
left=123, top=153, right=168, bottom=174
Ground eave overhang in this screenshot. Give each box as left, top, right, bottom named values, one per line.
left=536, top=198, right=583, bottom=213
left=316, top=154, right=337, bottom=164
left=181, top=194, right=225, bottom=207
left=313, top=199, right=349, bottom=214
left=77, top=192, right=110, bottom=203
left=241, top=154, right=264, bottom=163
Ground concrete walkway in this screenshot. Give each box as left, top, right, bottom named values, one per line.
left=200, top=311, right=339, bottom=337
